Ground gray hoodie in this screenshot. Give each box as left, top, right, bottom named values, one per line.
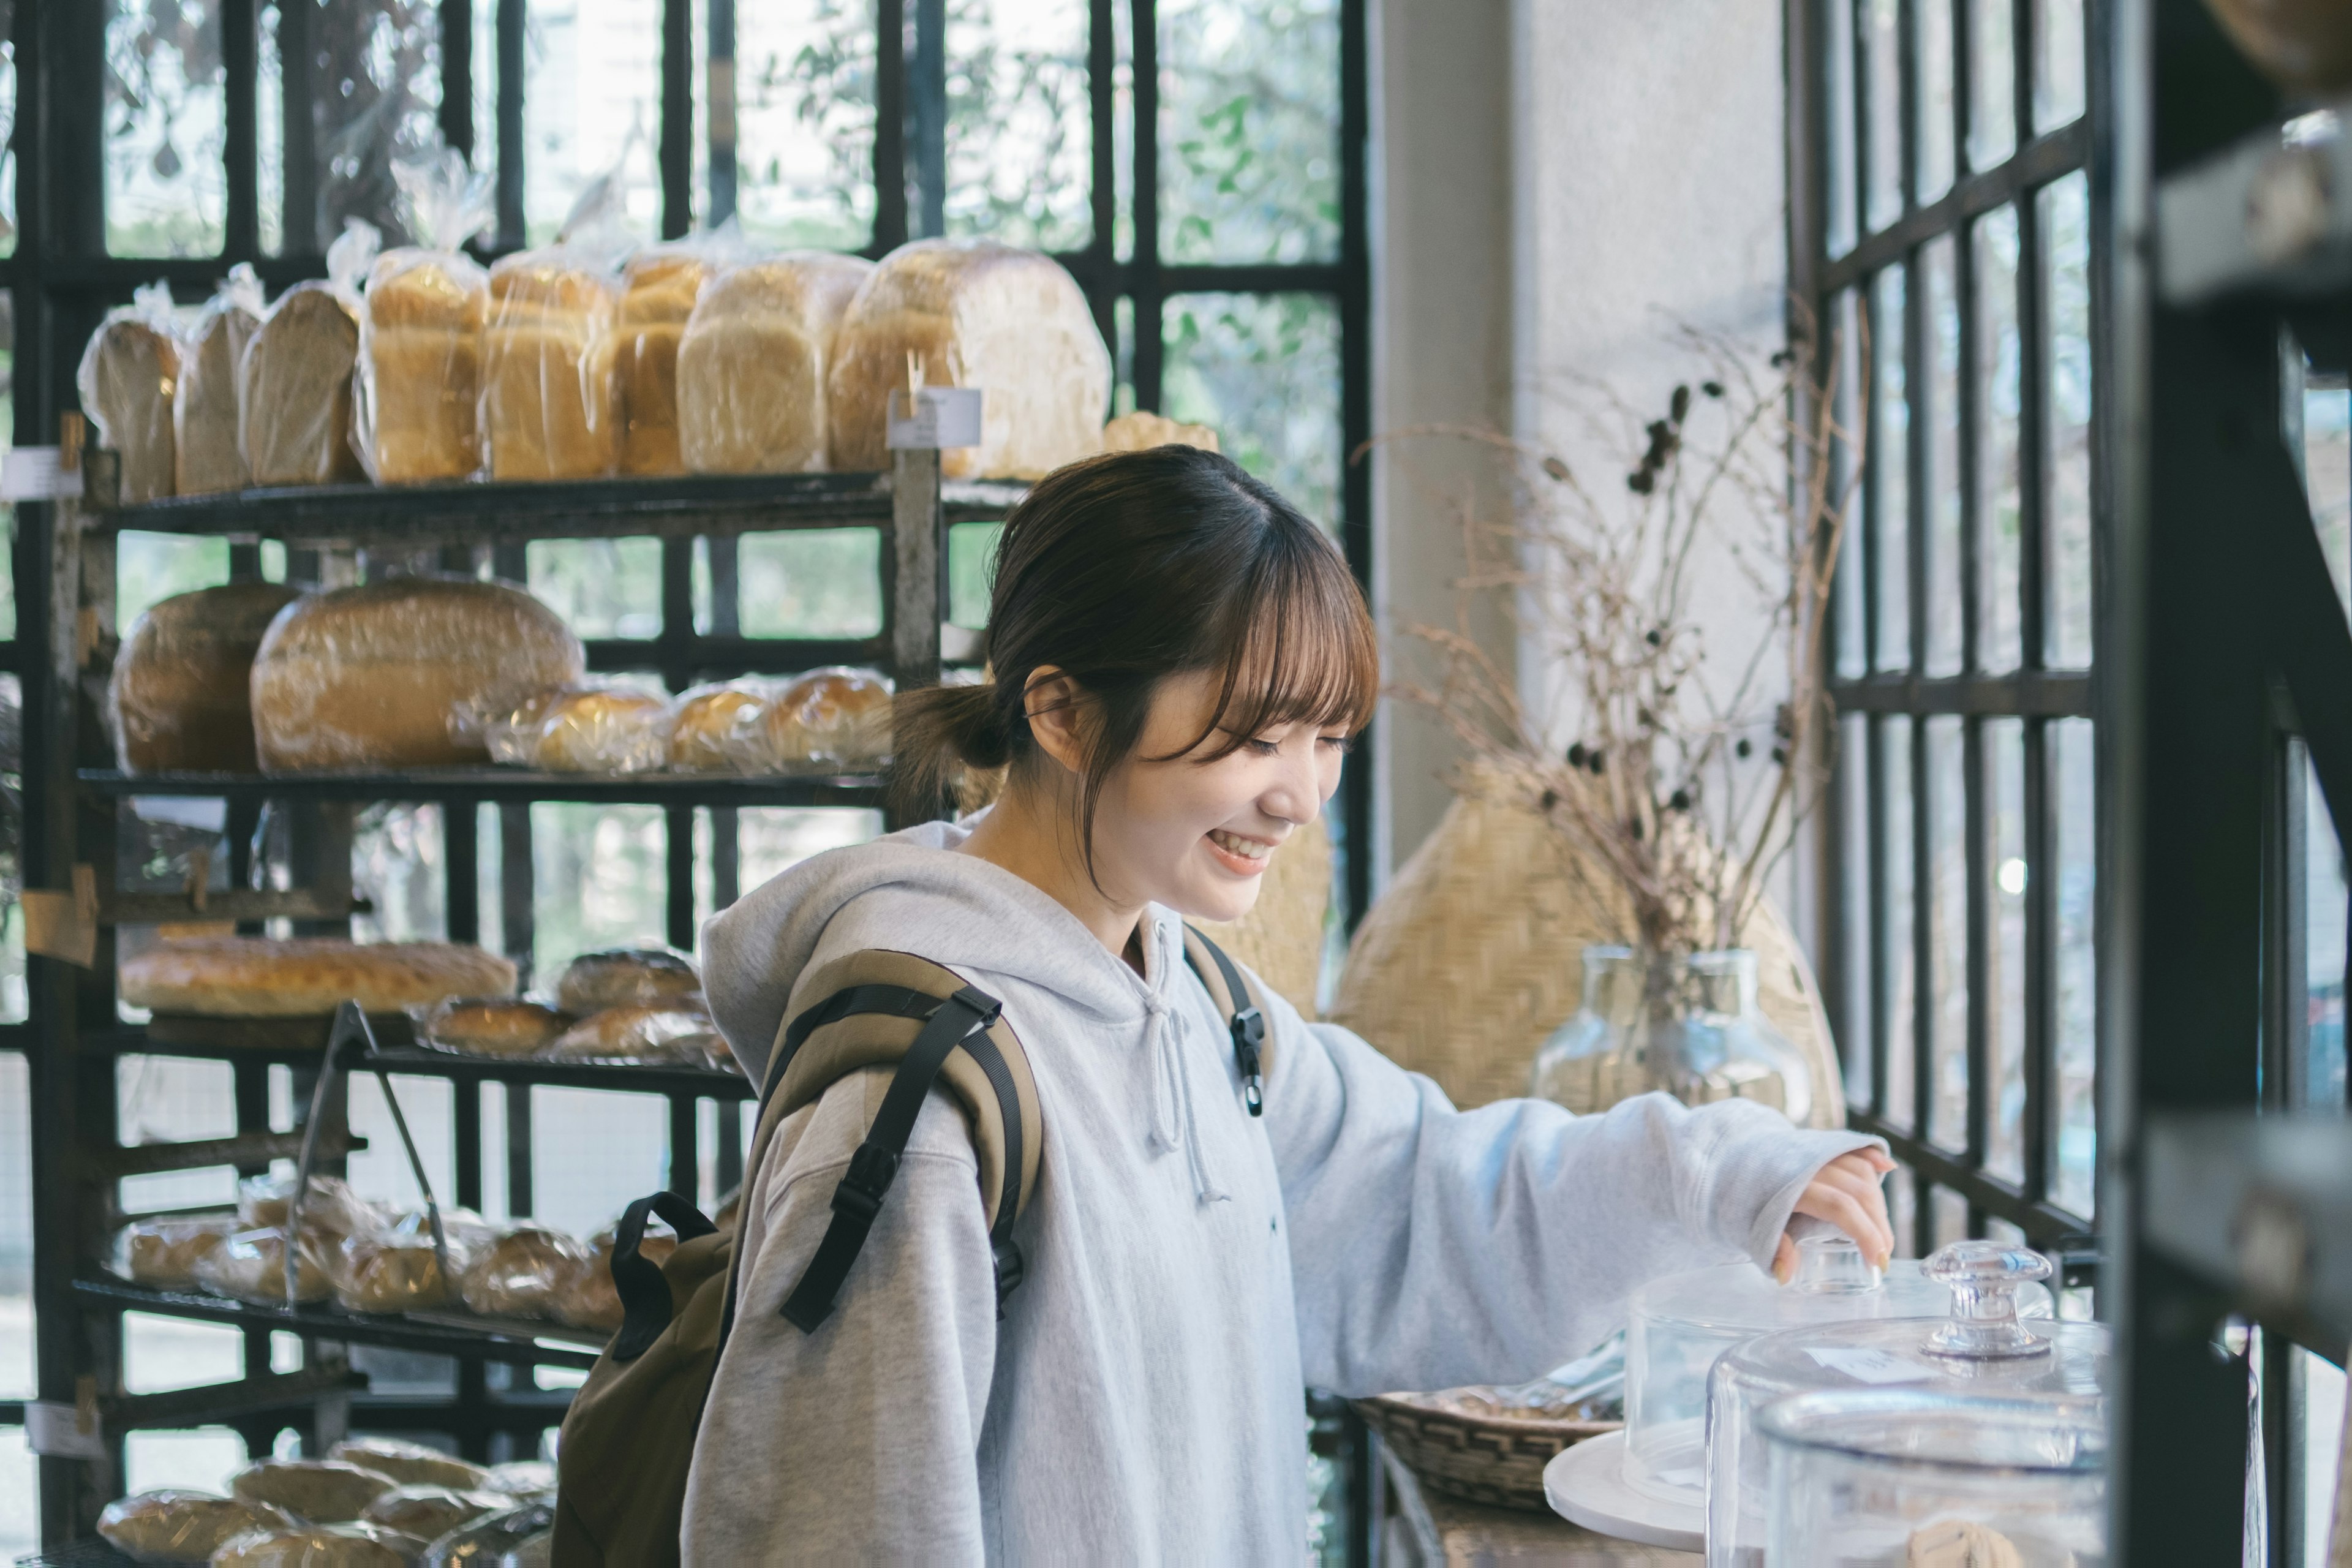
left=682, top=819, right=1876, bottom=1564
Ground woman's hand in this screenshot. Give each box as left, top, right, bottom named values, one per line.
left=1773, top=1146, right=1898, bottom=1281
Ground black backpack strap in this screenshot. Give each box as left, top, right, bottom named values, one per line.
left=609, top=1190, right=720, bottom=1362
left=1182, top=926, right=1268, bottom=1117
left=778, top=984, right=1004, bottom=1332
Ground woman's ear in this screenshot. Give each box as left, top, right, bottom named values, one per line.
left=1023, top=666, right=1089, bottom=774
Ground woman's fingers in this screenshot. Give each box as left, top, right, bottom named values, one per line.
left=1794, top=1179, right=1893, bottom=1268
left=1772, top=1230, right=1798, bottom=1284
left=1815, top=1159, right=1895, bottom=1248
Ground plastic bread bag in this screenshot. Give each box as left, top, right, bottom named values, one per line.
left=760, top=665, right=895, bottom=770
left=553, top=948, right=701, bottom=1014
left=355, top=148, right=494, bottom=483
left=526, top=682, right=671, bottom=774
left=210, top=1521, right=426, bottom=1568
left=78, top=280, right=183, bottom=503
left=360, top=1485, right=510, bottom=1544
left=237, top=1170, right=382, bottom=1238
left=330, top=1207, right=496, bottom=1314
left=411, top=996, right=571, bottom=1058
left=242, top=218, right=380, bottom=486
left=111, top=1211, right=241, bottom=1291
left=175, top=264, right=267, bottom=494
left=97, top=1490, right=297, bottom=1564
left=615, top=221, right=751, bottom=476
left=665, top=679, right=769, bottom=772
left=456, top=685, right=568, bottom=767
left=230, top=1458, right=404, bottom=1525
left=419, top=1502, right=554, bottom=1566
left=328, top=1439, right=489, bottom=1492
left=458, top=1225, right=594, bottom=1319
left=677, top=251, right=873, bottom=475
left=481, top=167, right=638, bottom=481
left=193, top=1226, right=336, bottom=1306
left=541, top=1001, right=723, bottom=1067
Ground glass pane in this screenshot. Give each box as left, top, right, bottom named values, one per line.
left=1916, top=0, right=1956, bottom=205
left=353, top=802, right=447, bottom=943
left=1886, top=1161, right=1918, bottom=1256
left=947, top=520, right=1003, bottom=630
left=1881, top=714, right=1917, bottom=1130
left=1113, top=0, right=1134, bottom=263
left=1931, top=1183, right=1970, bottom=1251
left=1163, top=292, right=1341, bottom=532
left=946, top=0, right=1090, bottom=251
left=2304, top=757, right=2347, bottom=1110
left=527, top=537, right=664, bottom=640
left=1158, top=0, right=1339, bottom=264
left=1862, top=0, right=1903, bottom=232
left=2302, top=381, right=2350, bottom=617
left=737, top=805, right=884, bottom=892
left=0, top=289, right=13, bottom=639
left=1969, top=0, right=2016, bottom=170
left=125, top=1312, right=241, bottom=1394
left=529, top=1087, right=670, bottom=1237
left=119, top=532, right=232, bottom=631
left=117, top=1055, right=239, bottom=1214
left=2043, top=172, right=2093, bottom=669
left=1871, top=265, right=1910, bottom=673
left=723, top=0, right=877, bottom=249
left=531, top=803, right=667, bottom=982
left=0, top=0, right=15, bottom=260
left=2033, top=0, right=2086, bottom=133
left=127, top=1428, right=247, bottom=1493
left=301, top=0, right=445, bottom=252
left=2300, top=1348, right=2346, bottom=1567
left=1834, top=290, right=1867, bottom=679
left=2052, top=716, right=2097, bottom=1218
left=1840, top=712, right=1874, bottom=1110
left=345, top=1072, right=455, bottom=1211
left=0, top=1055, right=28, bottom=1400
left=107, top=0, right=227, bottom=257
left=1976, top=205, right=2023, bottom=673
left=526, top=0, right=662, bottom=246
left=1826, top=0, right=1858, bottom=259
left=1927, top=716, right=1968, bottom=1150
left=260, top=3, right=284, bottom=255
left=736, top=528, right=883, bottom=639
left=0, top=1428, right=31, bottom=1561
left=1924, top=235, right=1962, bottom=676
left=1987, top=717, right=2027, bottom=1183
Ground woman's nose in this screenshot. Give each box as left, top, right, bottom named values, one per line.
left=1262, top=742, right=1324, bottom=825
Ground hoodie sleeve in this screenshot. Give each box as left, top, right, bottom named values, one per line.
left=1261, top=990, right=1882, bottom=1396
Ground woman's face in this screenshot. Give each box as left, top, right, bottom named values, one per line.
left=1086, top=668, right=1351, bottom=924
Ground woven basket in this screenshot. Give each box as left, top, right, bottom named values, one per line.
left=1193, top=812, right=1332, bottom=1019
left=1354, top=1393, right=1619, bottom=1511
left=1327, top=782, right=1846, bottom=1128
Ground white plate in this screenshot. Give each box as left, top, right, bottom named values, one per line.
left=1543, top=1428, right=1706, bottom=1552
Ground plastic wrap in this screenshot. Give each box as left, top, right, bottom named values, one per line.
left=211, top=1523, right=424, bottom=1568
left=1100, top=409, right=1219, bottom=454
left=496, top=1532, right=552, bottom=1568
left=542, top=1003, right=729, bottom=1070
left=482, top=247, right=620, bottom=480
left=419, top=1504, right=554, bottom=1567
left=250, top=576, right=584, bottom=772
left=243, top=220, right=380, bottom=486
left=526, top=683, right=670, bottom=774
left=175, top=264, right=266, bottom=494
left=330, top=1208, right=495, bottom=1314
left=194, top=1226, right=336, bottom=1305
left=665, top=680, right=768, bottom=772
left=552, top=948, right=700, bottom=1015
left=229, top=1460, right=400, bottom=1524
left=356, top=151, right=495, bottom=483
left=121, top=937, right=520, bottom=1019
left=826, top=238, right=1112, bottom=479
left=360, top=1487, right=507, bottom=1544
left=97, top=1491, right=296, bottom=1565
left=560, top=1222, right=680, bottom=1333
left=412, top=997, right=571, bottom=1058
left=677, top=252, right=873, bottom=474
left=616, top=228, right=749, bottom=475
left=328, top=1439, right=489, bottom=1493
left=111, top=1212, right=241, bottom=1291
left=475, top=1465, right=557, bottom=1502
left=109, top=581, right=306, bottom=774
left=236, top=1172, right=381, bottom=1237
left=469, top=688, right=567, bottom=766
left=77, top=281, right=183, bottom=503
left=458, top=1226, right=592, bottom=1319
left=760, top=666, right=894, bottom=769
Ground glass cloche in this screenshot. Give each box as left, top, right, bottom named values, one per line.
left=1706, top=1239, right=2106, bottom=1566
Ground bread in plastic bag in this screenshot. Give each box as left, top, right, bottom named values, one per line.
left=110, top=581, right=306, bottom=774
left=412, top=997, right=571, bottom=1058
left=526, top=684, right=669, bottom=774
left=97, top=1490, right=295, bottom=1564
left=243, top=220, right=380, bottom=486
left=553, top=948, right=700, bottom=1015
left=78, top=281, right=183, bottom=504
left=826, top=238, right=1111, bottom=478
left=761, top=666, right=894, bottom=769
left=236, top=1172, right=380, bottom=1238
left=112, top=1212, right=241, bottom=1291
left=250, top=576, right=584, bottom=772
left=615, top=243, right=720, bottom=476
left=677, top=252, right=873, bottom=474
left=356, top=151, right=495, bottom=484
left=418, top=1502, right=554, bottom=1566
left=475, top=1464, right=556, bottom=1502
left=482, top=252, right=620, bottom=480
left=1100, top=409, right=1219, bottom=454
left=458, top=1226, right=592, bottom=1319
left=123, top=937, right=519, bottom=1020
left=467, top=688, right=568, bottom=767
left=211, top=1521, right=423, bottom=1568
left=360, top=1485, right=507, bottom=1544
left=328, top=1438, right=489, bottom=1493
left=175, top=265, right=266, bottom=495
left=331, top=1208, right=494, bottom=1314
left=665, top=680, right=767, bottom=772
left=195, top=1226, right=336, bottom=1305
left=229, top=1458, right=400, bottom=1524
left=560, top=1221, right=680, bottom=1332
left=542, top=1003, right=726, bottom=1068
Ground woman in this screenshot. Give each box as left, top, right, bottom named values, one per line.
left=687, top=445, right=1891, bottom=1561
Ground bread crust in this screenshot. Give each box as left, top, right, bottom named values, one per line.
left=121, top=937, right=518, bottom=1017
left=111, top=581, right=306, bottom=774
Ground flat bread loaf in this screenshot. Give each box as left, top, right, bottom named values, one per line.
left=356, top=251, right=488, bottom=483
left=677, top=254, right=873, bottom=474
left=110, top=581, right=306, bottom=774
left=121, top=937, right=517, bottom=1017
left=483, top=255, right=621, bottom=479
left=243, top=283, right=367, bottom=486
left=80, top=314, right=182, bottom=504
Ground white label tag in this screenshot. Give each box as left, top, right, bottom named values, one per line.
left=2, top=447, right=85, bottom=500
left=26, top=1400, right=107, bottom=1458
left=887, top=386, right=984, bottom=450
left=1804, top=1346, right=1939, bottom=1384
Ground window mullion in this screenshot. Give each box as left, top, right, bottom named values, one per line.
left=1130, top=0, right=1161, bottom=412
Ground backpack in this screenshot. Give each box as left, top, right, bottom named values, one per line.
left=549, top=928, right=1270, bottom=1567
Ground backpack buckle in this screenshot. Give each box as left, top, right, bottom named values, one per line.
left=992, top=1237, right=1025, bottom=1317
left=834, top=1142, right=901, bottom=1224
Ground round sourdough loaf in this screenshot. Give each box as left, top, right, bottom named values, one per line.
left=111, top=581, right=306, bottom=774
left=120, top=936, right=517, bottom=1017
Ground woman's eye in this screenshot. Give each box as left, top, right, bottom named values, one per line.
left=1319, top=734, right=1356, bottom=754
left=1245, top=737, right=1282, bottom=756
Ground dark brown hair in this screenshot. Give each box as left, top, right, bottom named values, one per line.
left=892, top=445, right=1379, bottom=855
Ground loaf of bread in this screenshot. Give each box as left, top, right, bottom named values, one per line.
left=360, top=1485, right=507, bottom=1543
left=110, top=581, right=306, bottom=774
left=554, top=949, right=701, bottom=1015
left=175, top=266, right=265, bottom=495
left=763, top=666, right=894, bottom=769
left=356, top=250, right=488, bottom=483
left=328, top=1438, right=489, bottom=1493
left=79, top=296, right=183, bottom=505
left=97, top=1489, right=295, bottom=1564
left=1101, top=409, right=1219, bottom=454
left=559, top=1224, right=680, bottom=1332
left=479, top=687, right=569, bottom=766
left=414, top=997, right=571, bottom=1058
left=331, top=1231, right=459, bottom=1314
left=249, top=576, right=584, bottom=771
left=211, top=1522, right=422, bottom=1568
left=483, top=254, right=621, bottom=479
left=677, top=254, right=873, bottom=474
left=459, top=1226, right=591, bottom=1319
left=242, top=284, right=367, bottom=486
left=230, top=1460, right=401, bottom=1526
left=543, top=1003, right=725, bottom=1067
left=113, top=1213, right=241, bottom=1291
left=124, top=937, right=517, bottom=1018
left=827, top=239, right=1110, bottom=478
left=617, top=252, right=710, bottom=475
left=529, top=685, right=670, bottom=774
left=666, top=682, right=768, bottom=772
left=194, top=1227, right=334, bottom=1305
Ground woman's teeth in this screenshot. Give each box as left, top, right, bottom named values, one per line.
left=1208, top=830, right=1271, bottom=861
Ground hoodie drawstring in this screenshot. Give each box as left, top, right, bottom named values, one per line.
left=1142, top=925, right=1227, bottom=1205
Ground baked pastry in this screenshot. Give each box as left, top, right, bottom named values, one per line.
left=1100, top=409, right=1219, bottom=454
left=328, top=1438, right=490, bottom=1492
left=243, top=283, right=368, bottom=486
left=554, top=949, right=701, bottom=1015
left=249, top=576, right=584, bottom=772
left=360, top=1485, right=507, bottom=1542
left=677, top=254, right=873, bottom=474
left=459, top=1226, right=592, bottom=1319
left=665, top=681, right=767, bottom=772
left=414, top=997, right=571, bottom=1058
left=356, top=250, right=489, bottom=483
left=483, top=253, right=621, bottom=479
left=529, top=686, right=670, bottom=774
left=560, top=1225, right=680, bottom=1332
left=97, top=1489, right=295, bottom=1564
left=123, top=937, right=517, bottom=1018
left=763, top=667, right=894, bottom=769
left=113, top=1213, right=240, bottom=1291
left=175, top=268, right=265, bottom=496
left=79, top=306, right=181, bottom=504
left=110, top=581, right=306, bottom=774
left=194, top=1227, right=334, bottom=1305
left=543, top=1003, right=724, bottom=1067
left=211, top=1522, right=423, bottom=1568
left=826, top=238, right=1111, bottom=478
left=617, top=251, right=711, bottom=475
left=230, top=1460, right=398, bottom=1524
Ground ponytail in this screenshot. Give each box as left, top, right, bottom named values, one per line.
left=890, top=676, right=1016, bottom=820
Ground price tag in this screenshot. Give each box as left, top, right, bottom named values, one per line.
left=887, top=386, right=984, bottom=451
left=1804, top=1346, right=1938, bottom=1385
left=26, top=1398, right=106, bottom=1459
left=2, top=447, right=85, bottom=500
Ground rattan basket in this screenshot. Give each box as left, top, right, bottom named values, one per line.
left=1354, top=1392, right=1619, bottom=1511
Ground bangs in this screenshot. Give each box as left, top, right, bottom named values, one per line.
left=1185, top=525, right=1379, bottom=758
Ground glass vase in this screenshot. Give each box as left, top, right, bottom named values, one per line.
left=1528, top=946, right=1814, bottom=1125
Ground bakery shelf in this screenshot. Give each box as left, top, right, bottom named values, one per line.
left=97, top=1128, right=367, bottom=1179
left=107, top=1361, right=368, bottom=1432
left=72, top=1278, right=607, bottom=1371
left=81, top=766, right=888, bottom=809
left=79, top=1028, right=756, bottom=1099
left=13, top=1541, right=139, bottom=1567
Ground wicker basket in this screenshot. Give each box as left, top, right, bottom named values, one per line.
left=1354, top=1392, right=1619, bottom=1511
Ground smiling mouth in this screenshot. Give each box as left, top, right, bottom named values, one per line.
left=1206, top=829, right=1275, bottom=873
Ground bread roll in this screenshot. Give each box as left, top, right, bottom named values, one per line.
left=211, top=1522, right=421, bottom=1568
left=415, top=997, right=570, bottom=1058
left=80, top=312, right=181, bottom=505
left=554, top=949, right=700, bottom=1015
left=459, top=1226, right=591, bottom=1319
left=529, top=686, right=669, bottom=774
left=243, top=283, right=367, bottom=486
left=483, top=255, right=621, bottom=480
left=126, top=938, right=517, bottom=1018
left=677, top=254, right=873, bottom=474
left=176, top=273, right=265, bottom=496
left=617, top=252, right=712, bottom=475
left=361, top=1485, right=506, bottom=1544
left=666, top=682, right=767, bottom=772
left=826, top=239, right=1110, bottom=479
left=763, top=666, right=894, bottom=769
left=97, top=1490, right=295, bottom=1564
left=194, top=1227, right=334, bottom=1305
left=356, top=251, right=489, bottom=483
left=113, top=1213, right=240, bottom=1291
left=1101, top=409, right=1219, bottom=454
left=249, top=576, right=584, bottom=772
left=543, top=1003, right=725, bottom=1068
left=328, top=1438, right=490, bottom=1492
left=110, top=581, right=306, bottom=774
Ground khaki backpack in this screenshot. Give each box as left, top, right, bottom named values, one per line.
left=550, top=929, right=1270, bottom=1567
